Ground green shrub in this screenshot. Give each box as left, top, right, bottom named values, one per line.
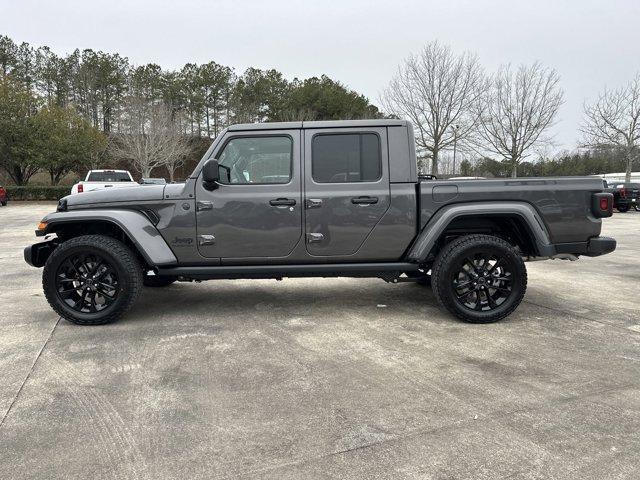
left=5, top=185, right=71, bottom=201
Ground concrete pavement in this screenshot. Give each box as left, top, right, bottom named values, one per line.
left=1, top=202, right=639, bottom=479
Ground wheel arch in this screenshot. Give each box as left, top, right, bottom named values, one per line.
left=406, top=202, right=554, bottom=263
left=41, top=210, right=177, bottom=268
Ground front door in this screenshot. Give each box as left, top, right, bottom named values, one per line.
left=195, top=130, right=302, bottom=259
left=304, top=127, right=390, bottom=256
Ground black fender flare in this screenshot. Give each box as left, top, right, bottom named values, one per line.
left=40, top=209, right=178, bottom=266
left=405, top=202, right=554, bottom=262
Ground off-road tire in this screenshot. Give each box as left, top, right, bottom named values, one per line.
left=617, top=204, right=629, bottom=213
left=43, top=234, right=143, bottom=325
left=431, top=234, right=527, bottom=323
left=143, top=274, right=176, bottom=287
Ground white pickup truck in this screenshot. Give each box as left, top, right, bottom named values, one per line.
left=71, top=170, right=138, bottom=195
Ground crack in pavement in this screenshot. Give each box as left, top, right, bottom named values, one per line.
left=0, top=316, right=61, bottom=431
left=218, top=369, right=637, bottom=479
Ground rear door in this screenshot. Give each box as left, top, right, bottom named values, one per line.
left=303, top=127, right=390, bottom=256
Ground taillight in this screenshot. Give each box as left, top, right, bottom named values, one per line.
left=592, top=193, right=613, bottom=218
left=77, top=183, right=83, bottom=193
left=599, top=197, right=609, bottom=210
left=619, top=187, right=627, bottom=198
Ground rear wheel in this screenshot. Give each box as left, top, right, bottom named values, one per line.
left=43, top=235, right=143, bottom=325
left=617, top=204, right=630, bottom=212
left=431, top=235, right=527, bottom=323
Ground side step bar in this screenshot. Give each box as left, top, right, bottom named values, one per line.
left=156, top=262, right=420, bottom=281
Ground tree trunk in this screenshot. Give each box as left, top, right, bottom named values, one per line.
left=511, top=164, right=518, bottom=178
left=431, top=149, right=439, bottom=175
left=625, top=148, right=633, bottom=183
left=205, top=105, right=210, bottom=137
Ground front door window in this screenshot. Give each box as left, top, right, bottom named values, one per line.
left=217, top=136, right=292, bottom=185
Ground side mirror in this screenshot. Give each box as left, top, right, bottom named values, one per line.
left=202, top=159, right=220, bottom=190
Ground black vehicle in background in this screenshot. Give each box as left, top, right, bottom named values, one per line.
left=605, top=182, right=640, bottom=212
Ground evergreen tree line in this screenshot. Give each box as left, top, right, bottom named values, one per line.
left=0, top=35, right=381, bottom=185
left=1, top=34, right=636, bottom=186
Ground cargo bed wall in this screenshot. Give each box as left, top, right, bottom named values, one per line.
left=418, top=177, right=603, bottom=244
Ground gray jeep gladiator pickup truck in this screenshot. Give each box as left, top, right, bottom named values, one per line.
left=24, top=119, right=616, bottom=325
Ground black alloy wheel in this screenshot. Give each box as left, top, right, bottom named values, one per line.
left=55, top=252, right=120, bottom=314
left=43, top=235, right=143, bottom=325
left=432, top=235, right=527, bottom=323
left=451, top=253, right=514, bottom=312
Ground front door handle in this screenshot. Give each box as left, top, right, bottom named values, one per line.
left=269, top=198, right=296, bottom=207
left=351, top=196, right=378, bottom=205
left=198, top=234, right=216, bottom=246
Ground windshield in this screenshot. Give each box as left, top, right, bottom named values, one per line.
left=87, top=172, right=132, bottom=182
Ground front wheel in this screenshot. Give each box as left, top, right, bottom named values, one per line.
left=431, top=235, right=527, bottom=323
left=617, top=204, right=630, bottom=212
left=43, top=235, right=143, bottom=325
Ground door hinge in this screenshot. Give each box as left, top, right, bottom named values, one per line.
left=307, top=232, right=324, bottom=243
left=198, top=234, right=216, bottom=245
left=196, top=201, right=213, bottom=211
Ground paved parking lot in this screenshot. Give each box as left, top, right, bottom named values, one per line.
left=1, top=202, right=639, bottom=479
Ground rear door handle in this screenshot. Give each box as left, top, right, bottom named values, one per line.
left=269, top=198, right=296, bottom=207
left=305, top=198, right=322, bottom=209
left=196, top=201, right=213, bottom=211
left=351, top=196, right=378, bottom=205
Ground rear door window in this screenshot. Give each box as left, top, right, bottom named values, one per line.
left=311, top=133, right=381, bottom=183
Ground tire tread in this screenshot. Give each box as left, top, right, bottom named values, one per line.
left=431, top=234, right=527, bottom=323
left=43, top=234, right=143, bottom=325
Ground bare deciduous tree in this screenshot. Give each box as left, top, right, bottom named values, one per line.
left=476, top=62, right=563, bottom=177
left=111, top=97, right=192, bottom=178
left=581, top=74, right=640, bottom=182
left=381, top=42, right=485, bottom=175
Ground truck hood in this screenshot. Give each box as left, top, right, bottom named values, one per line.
left=64, top=184, right=166, bottom=208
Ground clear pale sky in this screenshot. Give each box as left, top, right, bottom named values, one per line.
left=1, top=0, right=639, bottom=152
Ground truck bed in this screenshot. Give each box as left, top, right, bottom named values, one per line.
left=419, top=177, right=604, bottom=244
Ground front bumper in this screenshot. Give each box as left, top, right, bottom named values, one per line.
left=24, top=240, right=56, bottom=267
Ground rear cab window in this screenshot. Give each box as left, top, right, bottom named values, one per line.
left=87, top=172, right=132, bottom=182
left=311, top=133, right=381, bottom=183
